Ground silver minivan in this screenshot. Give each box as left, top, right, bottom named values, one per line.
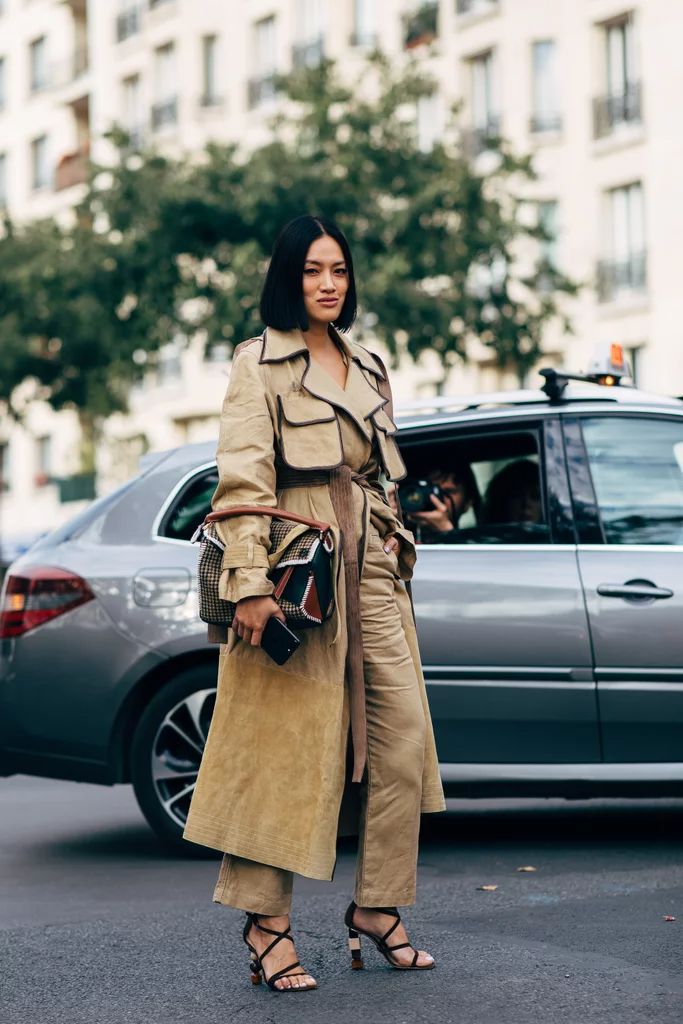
left=2, top=373, right=682, bottom=851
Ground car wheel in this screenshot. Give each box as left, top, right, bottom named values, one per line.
left=130, top=666, right=219, bottom=858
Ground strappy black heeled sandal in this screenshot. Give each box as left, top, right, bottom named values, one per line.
left=344, top=900, right=436, bottom=971
left=242, top=912, right=317, bottom=992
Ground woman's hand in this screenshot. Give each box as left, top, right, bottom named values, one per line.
left=383, top=534, right=402, bottom=555
left=233, top=595, right=285, bottom=647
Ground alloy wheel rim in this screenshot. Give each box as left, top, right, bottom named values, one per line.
left=150, top=688, right=216, bottom=828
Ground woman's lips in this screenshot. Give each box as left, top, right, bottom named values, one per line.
left=318, top=298, right=338, bottom=305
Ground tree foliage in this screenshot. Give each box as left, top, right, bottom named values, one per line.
left=0, top=52, right=579, bottom=428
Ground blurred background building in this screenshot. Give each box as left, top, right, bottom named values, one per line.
left=1, top=0, right=682, bottom=540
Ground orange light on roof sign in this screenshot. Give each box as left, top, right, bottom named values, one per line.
left=610, top=343, right=624, bottom=370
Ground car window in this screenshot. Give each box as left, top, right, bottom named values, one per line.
left=581, top=416, right=683, bottom=545
left=400, top=428, right=550, bottom=544
left=159, top=470, right=219, bottom=542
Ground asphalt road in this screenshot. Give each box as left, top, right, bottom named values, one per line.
left=1, top=776, right=682, bottom=1024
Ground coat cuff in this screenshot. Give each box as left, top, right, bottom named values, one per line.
left=221, top=541, right=271, bottom=570
left=218, top=567, right=275, bottom=604
left=388, top=526, right=417, bottom=581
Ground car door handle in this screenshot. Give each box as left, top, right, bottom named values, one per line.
left=597, top=580, right=674, bottom=601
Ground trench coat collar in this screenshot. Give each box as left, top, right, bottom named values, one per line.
left=261, top=325, right=388, bottom=439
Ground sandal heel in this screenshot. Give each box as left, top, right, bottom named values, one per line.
left=249, top=953, right=262, bottom=985
left=348, top=928, right=364, bottom=970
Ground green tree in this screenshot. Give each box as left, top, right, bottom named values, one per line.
left=0, top=52, right=579, bottom=456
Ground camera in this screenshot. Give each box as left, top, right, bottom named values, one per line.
left=397, top=478, right=444, bottom=514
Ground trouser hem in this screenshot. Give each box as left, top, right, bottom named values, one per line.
left=354, top=888, right=417, bottom=908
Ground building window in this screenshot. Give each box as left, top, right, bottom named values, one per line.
left=0, top=152, right=7, bottom=208
left=152, top=43, right=178, bottom=130
left=531, top=40, right=561, bottom=134
left=35, top=436, right=52, bottom=487
left=457, top=0, right=499, bottom=17
left=416, top=92, right=442, bottom=152
left=593, top=14, right=641, bottom=139
left=116, top=3, right=140, bottom=43
left=463, top=50, right=499, bottom=157
left=0, top=441, right=9, bottom=492
left=0, top=56, right=6, bottom=111
left=351, top=0, right=377, bottom=47
left=29, top=36, right=48, bottom=93
left=122, top=74, right=143, bottom=147
left=537, top=199, right=559, bottom=275
left=597, top=182, right=646, bottom=302
left=625, top=344, right=643, bottom=386
left=403, top=1, right=439, bottom=50
left=31, top=135, right=50, bottom=190
left=200, top=35, right=220, bottom=106
left=248, top=16, right=277, bottom=109
left=293, top=0, right=324, bottom=68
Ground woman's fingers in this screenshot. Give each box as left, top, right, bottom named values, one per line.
left=250, top=625, right=263, bottom=647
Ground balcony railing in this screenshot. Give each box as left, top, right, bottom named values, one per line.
left=403, top=2, right=438, bottom=50
left=116, top=7, right=140, bottom=43
left=292, top=35, right=324, bottom=69
left=593, top=81, right=642, bottom=139
left=247, top=73, right=277, bottom=110
left=530, top=112, right=562, bottom=134
left=457, top=0, right=499, bottom=16
left=461, top=116, right=501, bottom=158
left=54, top=144, right=89, bottom=190
left=151, top=96, right=178, bottom=131
left=596, top=251, right=647, bottom=303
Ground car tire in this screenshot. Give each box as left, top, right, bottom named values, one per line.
left=130, top=666, right=220, bottom=859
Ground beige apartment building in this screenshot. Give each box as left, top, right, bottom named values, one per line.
left=0, top=0, right=682, bottom=544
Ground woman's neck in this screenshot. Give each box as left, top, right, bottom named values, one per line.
left=302, top=321, right=333, bottom=355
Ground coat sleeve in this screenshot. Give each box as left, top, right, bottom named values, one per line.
left=212, top=348, right=277, bottom=604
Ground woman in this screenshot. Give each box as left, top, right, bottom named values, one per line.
left=183, top=214, right=446, bottom=993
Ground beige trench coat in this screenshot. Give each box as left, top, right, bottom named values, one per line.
left=182, top=325, right=446, bottom=880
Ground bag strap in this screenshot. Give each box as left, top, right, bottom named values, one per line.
left=205, top=505, right=332, bottom=533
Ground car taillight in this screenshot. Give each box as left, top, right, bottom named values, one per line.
left=0, top=567, right=94, bottom=639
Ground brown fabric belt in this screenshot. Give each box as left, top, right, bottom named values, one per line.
left=276, top=464, right=376, bottom=784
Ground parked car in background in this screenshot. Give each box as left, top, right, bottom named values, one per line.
left=2, top=364, right=683, bottom=852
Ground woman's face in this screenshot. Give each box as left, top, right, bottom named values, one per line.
left=302, top=234, right=349, bottom=329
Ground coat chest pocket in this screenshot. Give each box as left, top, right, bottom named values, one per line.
left=277, top=394, right=344, bottom=469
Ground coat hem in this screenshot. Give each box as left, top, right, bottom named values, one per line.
left=182, top=818, right=336, bottom=881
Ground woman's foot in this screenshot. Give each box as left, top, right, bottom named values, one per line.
left=246, top=914, right=317, bottom=991
left=351, top=905, right=434, bottom=968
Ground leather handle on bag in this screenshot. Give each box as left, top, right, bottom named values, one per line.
left=205, top=505, right=333, bottom=533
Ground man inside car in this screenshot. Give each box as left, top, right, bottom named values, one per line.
left=396, top=461, right=481, bottom=544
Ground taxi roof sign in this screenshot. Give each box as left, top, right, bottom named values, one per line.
left=586, top=343, right=632, bottom=382
left=540, top=343, right=633, bottom=402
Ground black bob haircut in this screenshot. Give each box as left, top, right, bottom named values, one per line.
left=259, top=214, right=358, bottom=332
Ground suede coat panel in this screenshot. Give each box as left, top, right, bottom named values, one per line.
left=182, top=325, right=446, bottom=879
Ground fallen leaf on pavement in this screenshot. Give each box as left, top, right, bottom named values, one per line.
left=516, top=866, right=537, bottom=872
left=477, top=884, right=498, bottom=891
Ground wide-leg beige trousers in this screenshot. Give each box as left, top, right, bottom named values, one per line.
left=212, top=525, right=427, bottom=914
